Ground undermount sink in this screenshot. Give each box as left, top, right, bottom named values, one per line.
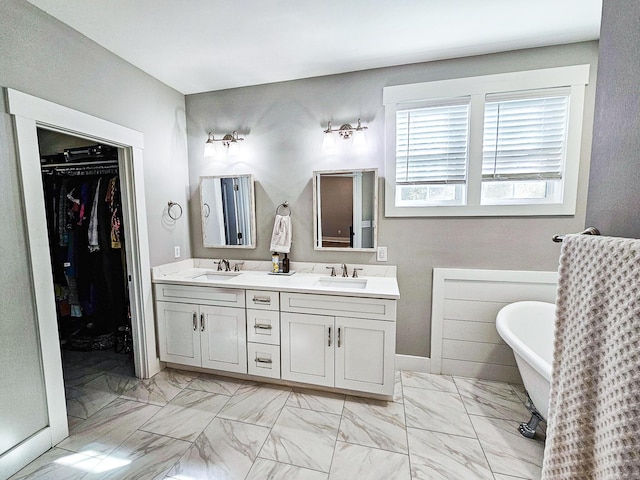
left=192, top=271, right=240, bottom=282
left=315, top=277, right=368, bottom=289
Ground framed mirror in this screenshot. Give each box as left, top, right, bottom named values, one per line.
left=313, top=168, right=378, bottom=251
left=200, top=174, right=256, bottom=248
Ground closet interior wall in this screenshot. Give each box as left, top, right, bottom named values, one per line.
left=38, top=129, right=134, bottom=363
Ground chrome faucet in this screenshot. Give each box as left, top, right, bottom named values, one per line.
left=222, top=259, right=230, bottom=271
left=341, top=263, right=348, bottom=277
left=233, top=261, right=244, bottom=272
left=326, top=266, right=336, bottom=277
left=216, top=260, right=224, bottom=271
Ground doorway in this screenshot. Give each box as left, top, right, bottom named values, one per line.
left=38, top=129, right=136, bottom=380
left=4, top=88, right=159, bottom=476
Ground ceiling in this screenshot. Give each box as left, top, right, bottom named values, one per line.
left=27, top=0, right=602, bottom=95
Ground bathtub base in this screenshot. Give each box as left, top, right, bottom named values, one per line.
left=519, top=392, right=545, bottom=439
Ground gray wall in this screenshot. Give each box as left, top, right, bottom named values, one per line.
left=1, top=1, right=191, bottom=268
left=586, top=0, right=640, bottom=238
left=186, top=42, right=599, bottom=358
left=0, top=0, right=189, bottom=454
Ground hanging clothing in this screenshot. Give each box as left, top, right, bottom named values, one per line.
left=105, top=176, right=122, bottom=249
left=41, top=167, right=129, bottom=350
left=88, top=177, right=102, bottom=252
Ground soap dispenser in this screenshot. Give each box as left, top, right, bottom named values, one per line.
left=282, top=253, right=290, bottom=273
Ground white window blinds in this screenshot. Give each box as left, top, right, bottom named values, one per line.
left=396, top=100, right=469, bottom=185
left=482, top=92, right=569, bottom=181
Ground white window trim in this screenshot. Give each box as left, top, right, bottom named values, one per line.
left=383, top=65, right=590, bottom=217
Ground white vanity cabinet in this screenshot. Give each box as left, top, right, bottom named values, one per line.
left=280, top=292, right=396, bottom=396
left=154, top=284, right=247, bottom=374
left=152, top=263, right=400, bottom=398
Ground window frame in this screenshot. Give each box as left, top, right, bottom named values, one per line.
left=383, top=65, right=590, bottom=217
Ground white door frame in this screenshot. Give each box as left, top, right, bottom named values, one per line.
left=352, top=172, right=363, bottom=248
left=3, top=89, right=159, bottom=476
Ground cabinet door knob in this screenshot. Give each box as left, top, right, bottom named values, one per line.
left=200, top=313, right=205, bottom=332
left=193, top=312, right=197, bottom=331
left=328, top=326, right=332, bottom=347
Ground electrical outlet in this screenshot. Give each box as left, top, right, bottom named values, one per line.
left=174, top=246, right=180, bottom=259
left=376, top=246, right=388, bottom=262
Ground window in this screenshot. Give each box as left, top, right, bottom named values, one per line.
left=383, top=65, right=590, bottom=217
left=481, top=90, right=568, bottom=205
left=396, top=99, right=469, bottom=206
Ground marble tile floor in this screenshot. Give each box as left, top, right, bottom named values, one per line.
left=11, top=351, right=546, bottom=480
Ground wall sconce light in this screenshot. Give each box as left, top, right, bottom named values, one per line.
left=322, top=119, right=368, bottom=152
left=204, top=131, right=244, bottom=158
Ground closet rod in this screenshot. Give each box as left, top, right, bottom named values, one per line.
left=41, top=159, right=118, bottom=169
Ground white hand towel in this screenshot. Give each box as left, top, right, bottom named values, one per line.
left=270, top=214, right=291, bottom=253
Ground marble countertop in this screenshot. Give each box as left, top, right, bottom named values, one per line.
left=152, top=259, right=400, bottom=300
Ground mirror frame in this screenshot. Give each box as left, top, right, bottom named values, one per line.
left=313, top=168, right=378, bottom=252
left=200, top=174, right=257, bottom=249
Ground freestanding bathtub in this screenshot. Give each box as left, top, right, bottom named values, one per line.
left=496, top=301, right=555, bottom=437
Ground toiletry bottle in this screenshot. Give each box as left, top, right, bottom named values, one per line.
left=271, top=253, right=279, bottom=273
left=282, top=253, right=290, bottom=273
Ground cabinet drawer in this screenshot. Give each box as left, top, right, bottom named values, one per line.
left=246, top=290, right=279, bottom=310
left=247, top=309, right=280, bottom=345
left=280, top=292, right=396, bottom=322
left=247, top=343, right=281, bottom=379
left=154, top=284, right=245, bottom=308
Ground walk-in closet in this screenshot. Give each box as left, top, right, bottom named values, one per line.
left=38, top=129, right=135, bottom=382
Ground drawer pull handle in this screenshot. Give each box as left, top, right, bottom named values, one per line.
left=193, top=313, right=197, bottom=331
left=255, top=357, right=273, bottom=364
left=252, top=296, right=271, bottom=304
left=200, top=313, right=205, bottom=332
left=254, top=323, right=272, bottom=330
left=328, top=326, right=331, bottom=347
left=338, top=327, right=341, bottom=348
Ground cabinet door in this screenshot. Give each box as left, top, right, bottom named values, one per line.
left=156, top=301, right=201, bottom=367
left=200, top=305, right=247, bottom=373
left=281, top=312, right=334, bottom=387
left=335, top=317, right=395, bottom=395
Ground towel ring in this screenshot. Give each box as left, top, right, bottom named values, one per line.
left=276, top=201, right=291, bottom=216
left=168, top=201, right=183, bottom=220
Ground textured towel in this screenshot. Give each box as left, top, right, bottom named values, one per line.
left=542, top=234, right=640, bottom=480
left=270, top=214, right=292, bottom=253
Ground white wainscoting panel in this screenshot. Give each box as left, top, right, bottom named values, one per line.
left=431, top=268, right=558, bottom=384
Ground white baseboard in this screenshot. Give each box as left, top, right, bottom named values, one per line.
left=395, top=354, right=430, bottom=372
left=0, top=428, right=51, bottom=479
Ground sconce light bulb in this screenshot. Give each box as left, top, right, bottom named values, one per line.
left=352, top=129, right=366, bottom=149
left=322, top=131, right=336, bottom=153
left=228, top=140, right=240, bottom=157
left=204, top=138, right=216, bottom=158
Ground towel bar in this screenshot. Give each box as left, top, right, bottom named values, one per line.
left=552, top=226, right=600, bottom=243
left=276, top=201, right=291, bottom=216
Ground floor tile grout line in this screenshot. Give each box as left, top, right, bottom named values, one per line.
left=399, top=370, right=415, bottom=479
left=452, top=375, right=499, bottom=477
left=143, top=378, right=250, bottom=479
left=244, top=388, right=339, bottom=479
left=324, top=383, right=355, bottom=478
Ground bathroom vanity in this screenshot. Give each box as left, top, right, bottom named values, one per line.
left=152, top=259, right=399, bottom=397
